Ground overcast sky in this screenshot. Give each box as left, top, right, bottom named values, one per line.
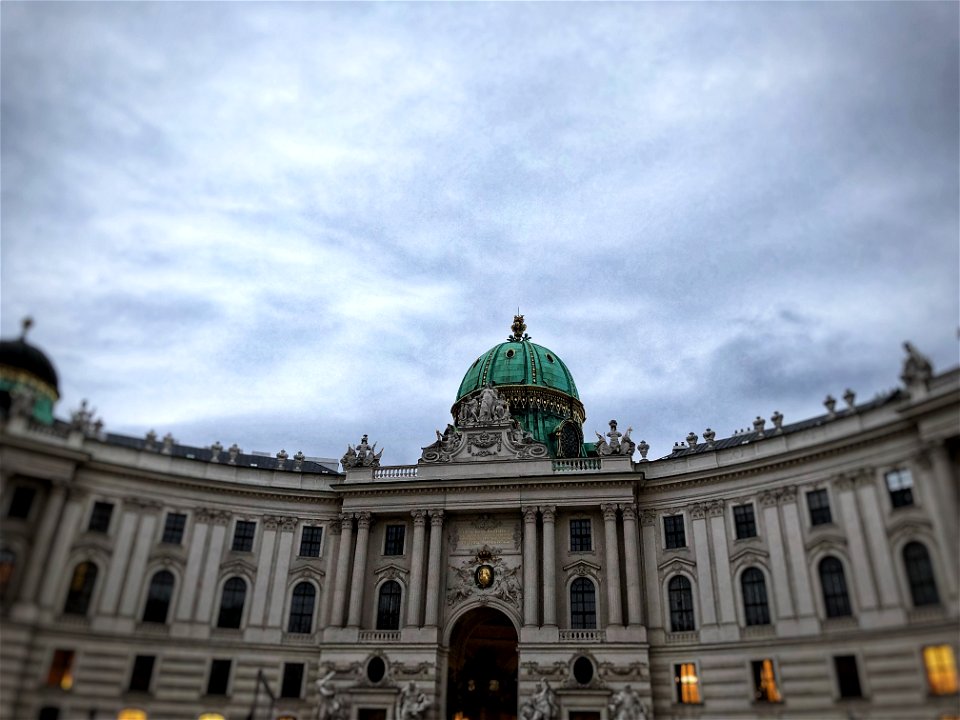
left=2, top=2, right=957, bottom=465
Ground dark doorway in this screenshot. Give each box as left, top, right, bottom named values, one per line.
left=446, top=607, right=519, bottom=720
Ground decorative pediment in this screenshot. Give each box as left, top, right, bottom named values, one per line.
left=657, top=556, right=697, bottom=576
left=289, top=566, right=325, bottom=585
left=887, top=516, right=933, bottom=545
left=729, top=545, right=769, bottom=567
left=561, top=559, right=602, bottom=578
left=804, top=530, right=847, bottom=555
left=220, top=557, right=257, bottom=577
left=420, top=386, right=549, bottom=463
left=373, top=563, right=409, bottom=582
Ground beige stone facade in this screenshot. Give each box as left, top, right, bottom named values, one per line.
left=1, top=348, right=958, bottom=720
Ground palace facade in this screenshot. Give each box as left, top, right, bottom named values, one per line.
left=1, top=318, right=958, bottom=720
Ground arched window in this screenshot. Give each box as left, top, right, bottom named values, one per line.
left=0, top=548, right=15, bottom=599
left=142, top=570, right=175, bottom=624
left=287, top=582, right=316, bottom=633
left=741, top=568, right=771, bottom=626
left=64, top=561, right=98, bottom=615
left=217, top=577, right=246, bottom=628
left=570, top=577, right=597, bottom=629
left=904, top=542, right=940, bottom=606
left=668, top=576, right=695, bottom=632
left=819, top=556, right=852, bottom=617
left=376, top=580, right=401, bottom=630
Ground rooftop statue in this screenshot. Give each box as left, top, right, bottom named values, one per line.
left=595, top=420, right=636, bottom=457
left=901, top=341, right=933, bottom=386
left=341, top=434, right=383, bottom=469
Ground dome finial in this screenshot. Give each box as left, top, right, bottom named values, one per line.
left=509, top=314, right=530, bottom=342
left=20, top=316, right=33, bottom=341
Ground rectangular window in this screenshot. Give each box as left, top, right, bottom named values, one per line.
left=299, top=526, right=324, bottom=557
left=734, top=504, right=757, bottom=539
left=570, top=519, right=592, bottom=552
left=674, top=663, right=701, bottom=704
left=232, top=520, right=256, bottom=552
left=924, top=645, right=959, bottom=696
left=46, top=649, right=75, bottom=691
left=751, top=659, right=782, bottom=702
left=834, top=655, right=863, bottom=698
left=128, top=655, right=155, bottom=693
left=161, top=513, right=187, bottom=544
left=807, top=489, right=832, bottom=526
left=38, top=708, right=61, bottom=720
left=206, top=659, right=232, bottom=696
left=88, top=501, right=114, bottom=533
left=885, top=469, right=914, bottom=508
left=383, top=525, right=405, bottom=556
left=7, top=486, right=36, bottom=519
left=664, top=515, right=686, bottom=549
left=280, top=662, right=305, bottom=698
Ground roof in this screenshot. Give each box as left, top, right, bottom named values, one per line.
left=456, top=339, right=580, bottom=401
left=0, top=337, right=60, bottom=396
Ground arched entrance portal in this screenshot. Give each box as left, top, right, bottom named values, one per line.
left=446, top=606, right=519, bottom=720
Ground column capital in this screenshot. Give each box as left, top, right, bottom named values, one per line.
left=639, top=509, right=657, bottom=527
left=522, top=507, right=538, bottom=523
left=834, top=473, right=857, bottom=492
left=263, top=515, right=281, bottom=531
left=539, top=505, right=557, bottom=522
left=281, top=516, right=299, bottom=532
left=411, top=509, right=427, bottom=526
left=339, top=512, right=354, bottom=525
left=601, top=503, right=618, bottom=521
left=356, top=512, right=372, bottom=529
left=328, top=519, right=343, bottom=536
left=759, top=490, right=780, bottom=507
left=777, top=486, right=797, bottom=505
left=621, top=504, right=638, bottom=521
left=429, top=510, right=444, bottom=526
left=689, top=503, right=706, bottom=520
left=707, top=500, right=725, bottom=517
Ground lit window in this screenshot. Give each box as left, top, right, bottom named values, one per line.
left=734, top=504, right=757, bottom=539
left=117, top=710, right=147, bottom=720
left=570, top=519, right=592, bottom=552
left=904, top=542, right=940, bottom=606
left=288, top=582, right=316, bottom=634
left=668, top=576, right=695, bottom=632
left=280, top=662, right=305, bottom=698
left=231, top=521, right=256, bottom=552
left=384, top=525, right=405, bottom=556
left=299, top=526, right=323, bottom=557
left=46, top=649, right=75, bottom=690
left=807, top=489, right=832, bottom=526
left=834, top=655, right=862, bottom=698
left=664, top=515, right=686, bottom=549
left=376, top=580, right=402, bottom=630
left=570, top=577, right=596, bottom=629
left=161, top=513, right=187, bottom=544
left=752, top=659, right=782, bottom=702
left=88, top=502, right=114, bottom=533
left=924, top=645, right=958, bottom=695
left=674, top=663, right=701, bottom=704
left=885, top=469, right=914, bottom=508
left=198, top=715, right=226, bottom=720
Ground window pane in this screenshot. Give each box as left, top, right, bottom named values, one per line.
left=742, top=568, right=770, bottom=626
left=674, top=663, right=701, bottom=704
left=299, top=527, right=323, bottom=557
left=570, top=520, right=592, bottom=552
left=834, top=655, right=862, bottom=698
left=376, top=581, right=402, bottom=630
left=807, top=489, right=832, bottom=526
left=570, top=578, right=596, bottom=629
left=8, top=486, right=36, bottom=519
left=128, top=655, right=155, bottom=692
left=384, top=525, right=405, bottom=556
left=734, top=505, right=757, bottom=539
left=819, top=557, right=852, bottom=618
left=904, top=542, right=940, bottom=606
left=143, top=571, right=174, bottom=624
left=281, top=662, right=304, bottom=698
left=752, top=659, right=782, bottom=702
left=206, top=659, right=232, bottom=695
left=64, top=562, right=98, bottom=615
left=668, top=576, right=695, bottom=632
left=288, top=582, right=316, bottom=634
left=664, top=516, right=686, bottom=549
left=217, top=577, right=246, bottom=628
left=88, top=502, right=114, bottom=533
left=231, top=521, right=256, bottom=552
left=46, top=650, right=75, bottom=690
left=161, top=513, right=187, bottom=544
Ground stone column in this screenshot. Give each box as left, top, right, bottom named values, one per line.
left=706, top=501, right=735, bottom=625
left=268, top=517, right=298, bottom=627
left=855, top=475, right=900, bottom=609
left=916, top=447, right=959, bottom=594
left=118, top=502, right=162, bottom=617
left=640, top=511, right=662, bottom=630
left=779, top=489, right=815, bottom=619
left=690, top=504, right=717, bottom=628
left=194, top=511, right=230, bottom=623
left=34, top=489, right=86, bottom=614
left=541, top=506, right=557, bottom=627
left=319, top=518, right=341, bottom=629
left=424, top=510, right=444, bottom=627
left=176, top=515, right=210, bottom=621
left=330, top=513, right=353, bottom=628
left=836, top=475, right=878, bottom=612
left=522, top=507, right=539, bottom=627
left=602, top=504, right=623, bottom=626
left=621, top=504, right=643, bottom=626
left=248, top=516, right=279, bottom=627
left=17, top=482, right=68, bottom=606
left=760, top=491, right=795, bottom=619
left=406, top=509, right=427, bottom=628
left=99, top=503, right=141, bottom=615
left=347, top=512, right=372, bottom=627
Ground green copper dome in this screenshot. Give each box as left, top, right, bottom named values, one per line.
left=452, top=316, right=585, bottom=457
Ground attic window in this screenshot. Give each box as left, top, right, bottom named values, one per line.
left=546, top=354, right=554, bottom=363
left=505, top=349, right=515, bottom=358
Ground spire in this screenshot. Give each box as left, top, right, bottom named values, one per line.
left=508, top=314, right=531, bottom=342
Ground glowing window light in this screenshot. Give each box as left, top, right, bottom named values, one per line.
left=198, top=715, right=226, bottom=720
left=117, top=710, right=147, bottom=720
left=924, top=645, right=959, bottom=695
left=675, top=662, right=701, bottom=704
